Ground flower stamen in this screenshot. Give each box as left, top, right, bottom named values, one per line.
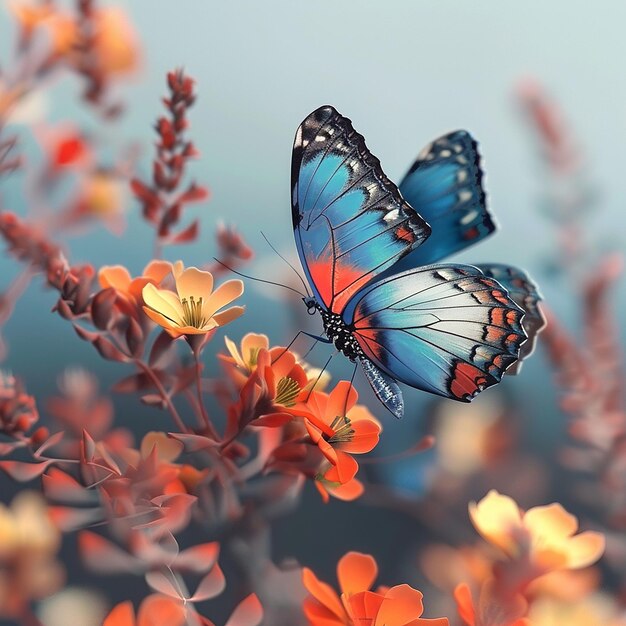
left=328, top=416, right=355, bottom=444
left=181, top=295, right=207, bottom=329
left=275, top=376, right=300, bottom=407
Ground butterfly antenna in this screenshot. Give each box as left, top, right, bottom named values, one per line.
left=213, top=258, right=307, bottom=298
left=260, top=231, right=311, bottom=298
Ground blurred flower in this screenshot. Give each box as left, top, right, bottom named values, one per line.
left=0, top=371, right=39, bottom=437
left=302, top=551, right=449, bottom=626
left=73, top=170, right=125, bottom=230
left=526, top=594, right=626, bottom=626
left=39, top=587, right=107, bottom=626
left=0, top=491, right=64, bottom=617
left=87, top=7, right=140, bottom=77
left=469, top=490, right=605, bottom=571
left=35, top=123, right=93, bottom=173
left=291, top=381, right=381, bottom=483
left=142, top=261, right=244, bottom=337
left=103, top=595, right=186, bottom=626
left=223, top=332, right=270, bottom=386
left=455, top=581, right=529, bottom=626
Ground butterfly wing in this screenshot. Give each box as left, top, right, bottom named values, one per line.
left=476, top=264, right=545, bottom=374
left=346, top=264, right=527, bottom=404
left=389, top=130, right=495, bottom=270
left=291, top=105, right=431, bottom=314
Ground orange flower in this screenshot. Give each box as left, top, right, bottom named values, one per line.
left=89, top=8, right=140, bottom=76
left=73, top=171, right=127, bottom=233
left=291, top=381, right=381, bottom=483
left=222, top=333, right=270, bottom=387
left=302, top=551, right=449, bottom=626
left=103, top=594, right=186, bottom=626
left=314, top=460, right=364, bottom=503
left=142, top=261, right=244, bottom=337
left=454, top=582, right=529, bottom=626
left=0, top=492, right=64, bottom=618
left=99, top=260, right=172, bottom=318
left=469, top=491, right=605, bottom=571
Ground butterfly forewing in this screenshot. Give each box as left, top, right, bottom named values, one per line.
left=291, top=105, right=431, bottom=314
left=390, top=130, right=495, bottom=271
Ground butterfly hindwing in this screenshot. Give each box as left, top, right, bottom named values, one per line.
left=291, top=105, right=431, bottom=314
left=476, top=264, right=545, bottom=374
left=346, top=264, right=527, bottom=402
left=390, top=130, right=495, bottom=271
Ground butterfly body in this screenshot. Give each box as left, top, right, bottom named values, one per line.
left=291, top=106, right=544, bottom=418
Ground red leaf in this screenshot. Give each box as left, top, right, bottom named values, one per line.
left=225, top=594, right=263, bottom=626
left=179, top=182, right=209, bottom=204
left=131, top=179, right=158, bottom=204
left=112, top=372, right=156, bottom=393
left=33, top=430, right=65, bottom=458
left=50, top=506, right=102, bottom=532
left=73, top=324, right=99, bottom=343
left=125, top=317, right=145, bottom=357
left=0, top=440, right=26, bottom=456
left=168, top=220, right=199, bottom=245
left=254, top=413, right=293, bottom=428
left=190, top=564, right=226, bottom=602
left=79, top=531, right=142, bottom=574
left=91, top=288, right=117, bottom=330
left=149, top=331, right=177, bottom=367
left=43, top=468, right=93, bottom=504
left=168, top=433, right=218, bottom=452
left=145, top=569, right=182, bottom=599
left=175, top=542, right=220, bottom=573
left=0, top=459, right=55, bottom=481
left=93, top=336, right=130, bottom=362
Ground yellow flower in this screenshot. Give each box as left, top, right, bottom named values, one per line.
left=142, top=261, right=244, bottom=337
left=224, top=332, right=269, bottom=373
left=469, top=490, right=605, bottom=571
left=526, top=594, right=626, bottom=626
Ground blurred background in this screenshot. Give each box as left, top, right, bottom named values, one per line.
left=0, top=1, right=625, bottom=624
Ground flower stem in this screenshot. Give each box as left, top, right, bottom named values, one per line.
left=194, top=355, right=219, bottom=440
left=135, top=359, right=188, bottom=433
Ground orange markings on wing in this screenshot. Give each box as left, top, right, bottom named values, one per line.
left=450, top=362, right=488, bottom=400
left=307, top=259, right=334, bottom=306
left=463, top=226, right=480, bottom=240
left=395, top=224, right=415, bottom=243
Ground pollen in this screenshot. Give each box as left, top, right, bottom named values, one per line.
left=181, top=296, right=207, bottom=329
left=275, top=376, right=300, bottom=407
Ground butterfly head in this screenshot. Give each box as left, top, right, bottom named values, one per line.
left=303, top=296, right=318, bottom=315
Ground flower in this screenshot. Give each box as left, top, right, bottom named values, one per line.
left=291, top=381, right=381, bottom=483
left=454, top=582, right=529, bottom=626
left=302, top=551, right=449, bottom=626
left=222, top=333, right=270, bottom=386
left=525, top=594, right=626, bottom=626
left=103, top=595, right=186, bottom=626
left=88, top=8, right=140, bottom=77
left=142, top=261, right=244, bottom=337
left=469, top=490, right=605, bottom=571
left=99, top=260, right=172, bottom=320
left=0, top=492, right=64, bottom=618
left=314, top=461, right=364, bottom=503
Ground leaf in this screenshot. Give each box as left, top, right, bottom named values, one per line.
left=112, top=372, right=157, bottom=393
left=79, top=531, right=142, bottom=574
left=91, top=288, right=117, bottom=330
left=168, top=433, right=218, bottom=452
left=254, top=413, right=293, bottom=428
left=190, top=564, right=226, bottom=602
left=179, top=182, right=209, bottom=204
left=49, top=506, right=103, bottom=532
left=73, top=324, right=99, bottom=343
left=43, top=469, right=94, bottom=504
left=225, top=594, right=263, bottom=626
left=0, top=459, right=55, bottom=481
left=0, top=440, right=26, bottom=456
left=175, top=542, right=220, bottom=574
left=33, top=430, right=65, bottom=458
left=149, top=331, right=177, bottom=367
left=168, top=220, right=199, bottom=245
left=145, top=569, right=182, bottom=600
left=93, top=336, right=130, bottom=362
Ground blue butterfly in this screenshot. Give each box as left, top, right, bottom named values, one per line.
left=291, top=106, right=544, bottom=418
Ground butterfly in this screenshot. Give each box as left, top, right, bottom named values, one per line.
left=291, top=105, right=544, bottom=418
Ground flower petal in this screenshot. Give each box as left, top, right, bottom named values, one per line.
left=326, top=477, right=363, bottom=501
left=241, top=333, right=269, bottom=361
left=302, top=567, right=345, bottom=619
left=524, top=503, right=579, bottom=541
left=563, top=531, right=605, bottom=568
left=204, top=279, right=244, bottom=317
left=142, top=284, right=183, bottom=325
left=225, top=336, right=245, bottom=368
left=374, top=584, right=424, bottom=626
left=212, top=306, right=245, bottom=326
left=99, top=265, right=132, bottom=290
left=326, top=381, right=357, bottom=421
left=339, top=419, right=381, bottom=454
left=175, top=266, right=214, bottom=303
left=337, top=552, right=378, bottom=596
left=469, top=490, right=522, bottom=556
left=142, top=260, right=173, bottom=283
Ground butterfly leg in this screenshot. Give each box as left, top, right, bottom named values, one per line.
left=304, top=350, right=337, bottom=401
left=340, top=361, right=358, bottom=417
left=272, top=331, right=332, bottom=366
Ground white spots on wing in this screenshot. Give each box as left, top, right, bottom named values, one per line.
left=457, top=155, right=468, bottom=165
left=440, top=149, right=452, bottom=158
left=315, top=135, right=326, bottom=142
left=461, top=209, right=479, bottom=225
left=453, top=143, right=463, bottom=153
left=384, top=208, right=400, bottom=222
left=458, top=190, right=473, bottom=203
left=457, top=169, right=468, bottom=183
